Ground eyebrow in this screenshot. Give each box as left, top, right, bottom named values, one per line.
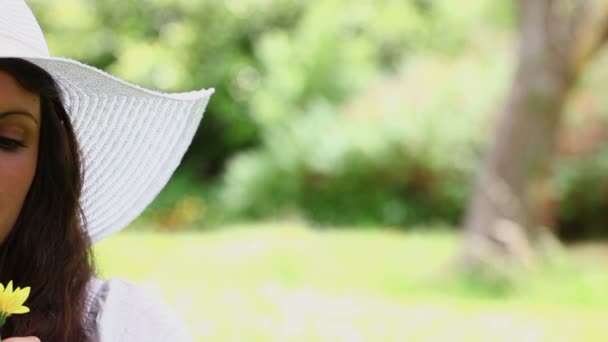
left=0, top=111, right=39, bottom=126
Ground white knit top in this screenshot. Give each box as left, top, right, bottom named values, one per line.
left=84, top=278, right=192, bottom=341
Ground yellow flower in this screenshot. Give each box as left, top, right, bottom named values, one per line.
left=0, top=281, right=30, bottom=317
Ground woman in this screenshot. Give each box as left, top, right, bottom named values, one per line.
left=0, top=1, right=213, bottom=341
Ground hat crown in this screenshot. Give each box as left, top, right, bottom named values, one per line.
left=0, top=0, right=50, bottom=57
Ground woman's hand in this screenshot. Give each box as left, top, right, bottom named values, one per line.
left=3, top=337, right=40, bottom=342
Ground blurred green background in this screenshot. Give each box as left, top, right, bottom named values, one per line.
left=28, top=0, right=608, bottom=340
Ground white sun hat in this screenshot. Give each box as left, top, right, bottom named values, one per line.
left=0, top=0, right=214, bottom=242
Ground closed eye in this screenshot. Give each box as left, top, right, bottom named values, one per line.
left=0, top=137, right=27, bottom=152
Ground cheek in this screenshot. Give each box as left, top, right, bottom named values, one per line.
left=0, top=150, right=38, bottom=243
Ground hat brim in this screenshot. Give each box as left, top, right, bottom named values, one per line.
left=21, top=57, right=214, bottom=243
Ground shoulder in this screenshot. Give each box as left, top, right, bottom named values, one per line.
left=87, top=277, right=192, bottom=342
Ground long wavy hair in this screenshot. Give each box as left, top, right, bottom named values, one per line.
left=0, top=58, right=94, bottom=341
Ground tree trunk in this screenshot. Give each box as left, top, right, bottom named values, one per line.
left=461, top=0, right=608, bottom=265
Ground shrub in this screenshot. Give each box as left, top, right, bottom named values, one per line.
left=30, top=0, right=512, bottom=175
left=220, top=50, right=510, bottom=227
left=551, top=51, right=608, bottom=240
left=553, top=145, right=608, bottom=240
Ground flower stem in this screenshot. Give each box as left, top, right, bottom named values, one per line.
left=0, top=314, right=5, bottom=342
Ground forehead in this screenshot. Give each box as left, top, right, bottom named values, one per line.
left=0, top=71, right=41, bottom=118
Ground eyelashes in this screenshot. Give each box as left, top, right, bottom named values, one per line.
left=0, top=137, right=27, bottom=152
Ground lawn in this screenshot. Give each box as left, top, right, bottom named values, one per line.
left=94, top=224, right=608, bottom=341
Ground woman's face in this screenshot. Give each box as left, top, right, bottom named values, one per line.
left=0, top=71, right=40, bottom=243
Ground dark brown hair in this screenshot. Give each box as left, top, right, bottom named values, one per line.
left=0, top=58, right=94, bottom=341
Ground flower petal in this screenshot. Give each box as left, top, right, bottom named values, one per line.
left=11, top=306, right=29, bottom=314
left=15, top=287, right=30, bottom=306
left=0, top=287, right=7, bottom=314
left=10, top=288, right=28, bottom=308
left=0, top=282, right=31, bottom=316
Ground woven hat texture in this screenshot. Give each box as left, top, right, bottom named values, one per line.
left=0, top=0, right=214, bottom=242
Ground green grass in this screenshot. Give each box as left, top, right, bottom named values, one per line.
left=94, top=224, right=608, bottom=341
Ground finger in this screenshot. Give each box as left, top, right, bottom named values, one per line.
left=3, top=337, right=41, bottom=342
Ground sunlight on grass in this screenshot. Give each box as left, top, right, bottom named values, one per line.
left=94, top=224, right=608, bottom=341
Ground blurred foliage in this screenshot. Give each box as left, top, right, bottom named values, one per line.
left=554, top=145, right=608, bottom=240
left=221, top=50, right=510, bottom=226
left=552, top=50, right=608, bottom=240
left=29, top=0, right=513, bottom=174
left=28, top=0, right=515, bottom=229
left=137, top=170, right=222, bottom=229
left=35, top=0, right=608, bottom=239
